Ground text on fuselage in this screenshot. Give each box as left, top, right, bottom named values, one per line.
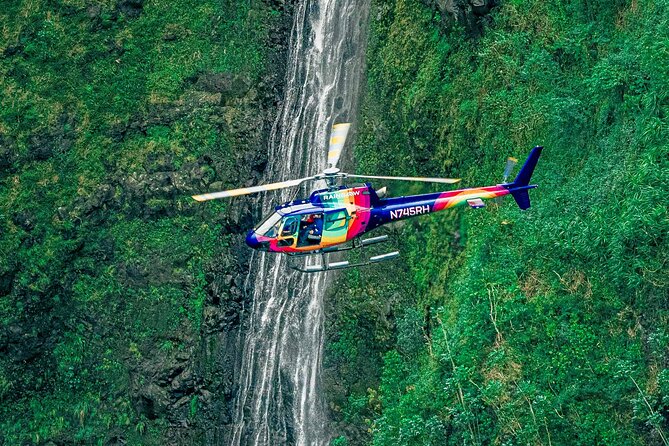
left=389, top=205, right=431, bottom=220
left=322, top=190, right=361, bottom=201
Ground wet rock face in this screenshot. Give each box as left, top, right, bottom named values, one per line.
left=115, top=4, right=294, bottom=442
left=130, top=339, right=194, bottom=421
left=119, top=244, right=252, bottom=443
left=0, top=0, right=294, bottom=442
left=82, top=0, right=143, bottom=31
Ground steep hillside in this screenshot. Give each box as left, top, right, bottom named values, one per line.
left=325, top=0, right=669, bottom=444
left=0, top=0, right=292, bottom=443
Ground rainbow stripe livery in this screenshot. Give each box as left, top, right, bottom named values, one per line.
left=246, top=146, right=543, bottom=254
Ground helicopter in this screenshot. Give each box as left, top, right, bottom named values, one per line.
left=193, top=123, right=542, bottom=272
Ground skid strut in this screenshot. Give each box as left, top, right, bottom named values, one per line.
left=288, top=235, right=399, bottom=272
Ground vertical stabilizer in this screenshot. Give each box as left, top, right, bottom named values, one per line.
left=506, top=146, right=542, bottom=210
left=512, top=146, right=543, bottom=187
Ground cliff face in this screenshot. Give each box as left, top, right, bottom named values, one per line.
left=0, top=0, right=295, bottom=443
left=325, top=0, right=669, bottom=444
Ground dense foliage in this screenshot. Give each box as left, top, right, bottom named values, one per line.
left=3, top=0, right=668, bottom=444
left=326, top=0, right=669, bottom=444
left=0, top=0, right=284, bottom=443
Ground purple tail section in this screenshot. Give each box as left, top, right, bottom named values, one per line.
left=505, top=146, right=543, bottom=210
left=510, top=188, right=532, bottom=210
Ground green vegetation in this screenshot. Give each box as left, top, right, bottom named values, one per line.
left=0, top=0, right=284, bottom=443
left=326, top=0, right=669, bottom=444
left=3, top=0, right=668, bottom=443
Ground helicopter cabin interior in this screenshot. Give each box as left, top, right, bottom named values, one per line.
left=255, top=208, right=350, bottom=248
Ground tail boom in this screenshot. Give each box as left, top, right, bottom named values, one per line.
left=368, top=185, right=512, bottom=229
left=368, top=146, right=542, bottom=228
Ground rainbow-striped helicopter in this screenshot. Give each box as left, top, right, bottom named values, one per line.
left=193, top=123, right=542, bottom=272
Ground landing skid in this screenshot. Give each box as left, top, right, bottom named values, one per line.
left=287, top=235, right=400, bottom=273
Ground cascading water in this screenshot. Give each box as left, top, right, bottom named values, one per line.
left=229, top=0, right=369, bottom=444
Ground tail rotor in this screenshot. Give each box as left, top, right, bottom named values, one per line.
left=502, top=156, right=518, bottom=184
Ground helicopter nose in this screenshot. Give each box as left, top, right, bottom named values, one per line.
left=246, top=230, right=261, bottom=249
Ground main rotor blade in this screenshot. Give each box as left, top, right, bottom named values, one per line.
left=192, top=177, right=315, bottom=201
left=327, top=123, right=351, bottom=169
left=346, top=174, right=461, bottom=184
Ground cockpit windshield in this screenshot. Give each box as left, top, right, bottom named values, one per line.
left=255, top=212, right=283, bottom=238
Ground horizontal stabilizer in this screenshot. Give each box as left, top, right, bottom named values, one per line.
left=467, top=198, right=486, bottom=208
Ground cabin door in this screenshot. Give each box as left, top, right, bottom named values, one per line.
left=322, top=209, right=350, bottom=245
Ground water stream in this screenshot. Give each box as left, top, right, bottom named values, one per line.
left=229, top=0, right=369, bottom=444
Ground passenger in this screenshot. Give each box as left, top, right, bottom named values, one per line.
left=307, top=214, right=322, bottom=242
left=298, top=214, right=316, bottom=245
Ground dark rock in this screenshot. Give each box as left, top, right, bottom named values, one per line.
left=470, top=0, right=496, bottom=15
left=3, top=45, right=23, bottom=57
left=162, top=24, right=189, bottom=42
left=12, top=211, right=35, bottom=232
left=183, top=91, right=223, bottom=107
left=0, top=269, right=15, bottom=297
left=118, top=262, right=147, bottom=286
left=202, top=306, right=227, bottom=335
left=87, top=5, right=101, bottom=19
left=130, top=102, right=189, bottom=132
left=129, top=338, right=197, bottom=424
left=108, top=121, right=128, bottom=142
left=3, top=327, right=45, bottom=362
left=124, top=171, right=176, bottom=202
left=64, top=183, right=117, bottom=225
left=105, top=431, right=127, bottom=446
left=193, top=72, right=250, bottom=99
left=170, top=368, right=194, bottom=398
left=58, top=155, right=219, bottom=224
left=117, top=0, right=144, bottom=18
left=136, top=383, right=170, bottom=419
left=0, top=135, right=18, bottom=171
left=200, top=389, right=214, bottom=405
left=423, top=0, right=498, bottom=34
left=106, top=40, right=125, bottom=57
left=172, top=395, right=192, bottom=411
left=29, top=133, right=55, bottom=161
left=27, top=114, right=76, bottom=161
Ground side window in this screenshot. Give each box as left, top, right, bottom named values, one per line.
left=281, top=217, right=299, bottom=237
left=324, top=210, right=348, bottom=231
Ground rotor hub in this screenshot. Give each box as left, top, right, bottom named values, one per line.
left=323, top=167, right=340, bottom=175
left=323, top=167, right=342, bottom=190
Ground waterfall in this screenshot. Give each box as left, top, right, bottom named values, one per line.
left=228, top=0, right=368, bottom=444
